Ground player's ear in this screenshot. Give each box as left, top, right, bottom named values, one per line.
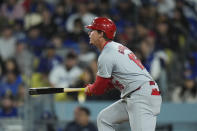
left=100, top=31, right=105, bottom=38
left=97, top=30, right=106, bottom=40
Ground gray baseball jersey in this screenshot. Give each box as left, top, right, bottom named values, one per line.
left=97, top=41, right=153, bottom=98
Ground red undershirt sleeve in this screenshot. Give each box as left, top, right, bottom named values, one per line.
left=89, top=75, right=114, bottom=95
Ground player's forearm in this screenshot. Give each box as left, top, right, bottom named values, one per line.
left=88, top=75, right=113, bottom=95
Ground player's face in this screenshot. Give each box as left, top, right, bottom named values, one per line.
left=88, top=30, right=100, bottom=46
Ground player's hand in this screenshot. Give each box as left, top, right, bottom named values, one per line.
left=85, top=84, right=92, bottom=96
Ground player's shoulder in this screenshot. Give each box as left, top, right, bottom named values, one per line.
left=99, top=41, right=125, bottom=60
left=107, top=41, right=122, bottom=48
left=102, top=41, right=120, bottom=53
left=104, top=41, right=132, bottom=55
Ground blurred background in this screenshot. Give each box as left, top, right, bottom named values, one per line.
left=0, top=0, right=197, bottom=131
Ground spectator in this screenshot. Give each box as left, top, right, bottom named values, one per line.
left=0, top=58, right=23, bottom=97
left=185, top=52, right=197, bottom=80
left=175, top=0, right=197, bottom=39
left=39, top=8, right=57, bottom=39
left=49, top=51, right=82, bottom=100
left=137, top=4, right=158, bottom=29
left=0, top=70, right=23, bottom=97
left=37, top=44, right=62, bottom=74
left=13, top=20, right=26, bottom=40
left=49, top=51, right=82, bottom=88
left=78, top=40, right=97, bottom=67
left=25, top=25, right=47, bottom=56
left=155, top=19, right=171, bottom=50
left=67, top=18, right=88, bottom=43
left=132, top=23, right=149, bottom=47
left=64, top=18, right=88, bottom=53
left=0, top=0, right=25, bottom=21
left=4, top=58, right=20, bottom=74
left=51, top=34, right=68, bottom=58
left=60, top=0, right=77, bottom=16
left=29, top=0, right=54, bottom=13
left=156, top=0, right=175, bottom=15
left=66, top=2, right=96, bottom=33
left=168, top=7, right=189, bottom=53
left=117, top=24, right=135, bottom=47
left=0, top=94, right=18, bottom=118
left=98, top=0, right=111, bottom=16
left=171, top=72, right=197, bottom=103
left=15, top=40, right=33, bottom=75
left=87, top=0, right=99, bottom=15
left=0, top=26, right=16, bottom=61
left=114, top=0, right=137, bottom=22
left=64, top=106, right=97, bottom=131
left=52, top=3, right=67, bottom=32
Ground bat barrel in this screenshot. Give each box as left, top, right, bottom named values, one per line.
left=29, top=88, right=64, bottom=95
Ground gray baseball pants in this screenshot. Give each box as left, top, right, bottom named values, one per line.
left=97, top=81, right=162, bottom=131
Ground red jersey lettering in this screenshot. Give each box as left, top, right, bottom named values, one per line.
left=128, top=53, right=144, bottom=70
left=118, top=45, right=129, bottom=54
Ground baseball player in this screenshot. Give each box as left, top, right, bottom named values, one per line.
left=84, top=17, right=162, bottom=131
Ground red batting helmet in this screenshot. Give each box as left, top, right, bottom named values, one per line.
left=85, top=17, right=116, bottom=40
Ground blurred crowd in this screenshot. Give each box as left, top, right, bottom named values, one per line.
left=0, top=0, right=197, bottom=119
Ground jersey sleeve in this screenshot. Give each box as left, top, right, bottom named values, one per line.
left=97, top=53, right=114, bottom=78
left=87, top=75, right=114, bottom=95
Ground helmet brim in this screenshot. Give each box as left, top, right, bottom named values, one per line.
left=85, top=25, right=95, bottom=30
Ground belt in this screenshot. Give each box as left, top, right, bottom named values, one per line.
left=125, top=81, right=155, bottom=98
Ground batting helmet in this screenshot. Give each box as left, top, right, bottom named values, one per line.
left=85, top=17, right=116, bottom=40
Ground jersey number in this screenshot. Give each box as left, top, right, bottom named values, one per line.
left=128, top=53, right=144, bottom=70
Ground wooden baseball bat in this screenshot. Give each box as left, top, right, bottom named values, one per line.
left=29, top=87, right=85, bottom=95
